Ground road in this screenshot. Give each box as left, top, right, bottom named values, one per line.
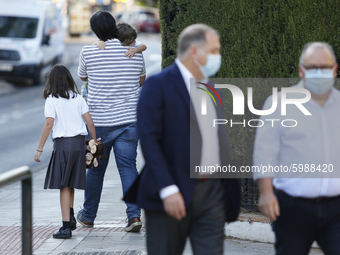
left=0, top=33, right=161, bottom=173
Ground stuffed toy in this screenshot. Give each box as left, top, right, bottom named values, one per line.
left=85, top=139, right=106, bottom=169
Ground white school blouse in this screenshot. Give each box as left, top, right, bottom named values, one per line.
left=44, top=91, right=89, bottom=139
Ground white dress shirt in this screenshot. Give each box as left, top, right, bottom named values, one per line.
left=253, top=81, right=340, bottom=198
left=159, top=59, right=220, bottom=199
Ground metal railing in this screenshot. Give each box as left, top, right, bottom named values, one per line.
left=0, top=166, right=32, bottom=255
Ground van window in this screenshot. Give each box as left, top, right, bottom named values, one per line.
left=0, top=16, right=38, bottom=39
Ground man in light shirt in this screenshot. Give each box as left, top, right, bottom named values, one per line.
left=124, top=24, right=240, bottom=255
left=254, top=42, right=340, bottom=255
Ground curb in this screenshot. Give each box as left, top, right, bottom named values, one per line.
left=226, top=213, right=319, bottom=248
left=225, top=213, right=274, bottom=243
left=238, top=213, right=271, bottom=223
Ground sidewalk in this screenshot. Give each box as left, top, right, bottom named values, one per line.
left=0, top=145, right=322, bottom=255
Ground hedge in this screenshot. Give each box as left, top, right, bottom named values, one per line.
left=158, top=0, right=340, bottom=208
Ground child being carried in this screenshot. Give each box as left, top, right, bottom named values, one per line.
left=82, top=23, right=147, bottom=103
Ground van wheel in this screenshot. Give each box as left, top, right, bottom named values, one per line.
left=12, top=80, right=29, bottom=87
left=32, top=67, right=42, bottom=85
left=57, top=54, right=63, bottom=64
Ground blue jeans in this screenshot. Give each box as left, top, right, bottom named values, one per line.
left=82, top=123, right=140, bottom=222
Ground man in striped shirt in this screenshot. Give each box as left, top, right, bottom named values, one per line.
left=77, top=11, right=145, bottom=232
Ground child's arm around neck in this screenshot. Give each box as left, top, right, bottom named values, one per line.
left=132, top=40, right=147, bottom=53
left=124, top=40, right=147, bottom=59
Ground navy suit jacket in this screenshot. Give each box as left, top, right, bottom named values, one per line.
left=124, top=62, right=241, bottom=222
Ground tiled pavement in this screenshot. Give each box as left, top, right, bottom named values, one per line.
left=0, top=145, right=323, bottom=255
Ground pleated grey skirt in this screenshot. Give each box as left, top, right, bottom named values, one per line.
left=44, top=135, right=86, bottom=190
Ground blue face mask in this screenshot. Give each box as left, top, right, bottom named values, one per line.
left=194, top=49, right=222, bottom=77
left=304, top=68, right=334, bottom=95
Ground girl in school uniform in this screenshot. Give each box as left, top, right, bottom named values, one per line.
left=34, top=64, right=96, bottom=239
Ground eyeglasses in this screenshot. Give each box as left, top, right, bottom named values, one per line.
left=301, top=64, right=335, bottom=74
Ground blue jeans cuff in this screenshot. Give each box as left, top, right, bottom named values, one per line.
left=129, top=214, right=141, bottom=220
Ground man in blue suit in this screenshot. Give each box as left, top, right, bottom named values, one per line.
left=124, top=24, right=240, bottom=255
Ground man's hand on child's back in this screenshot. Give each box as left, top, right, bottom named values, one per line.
left=93, top=41, right=106, bottom=50
left=125, top=48, right=137, bottom=59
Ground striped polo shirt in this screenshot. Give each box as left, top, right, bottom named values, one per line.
left=78, top=39, right=146, bottom=127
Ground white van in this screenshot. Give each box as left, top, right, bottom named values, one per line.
left=0, top=0, right=64, bottom=85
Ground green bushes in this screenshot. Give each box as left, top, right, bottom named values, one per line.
left=159, top=0, right=340, bottom=207
left=160, top=0, right=340, bottom=77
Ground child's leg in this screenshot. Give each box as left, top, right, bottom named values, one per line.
left=69, top=188, right=77, bottom=230
left=60, top=187, right=72, bottom=222
left=53, top=187, right=72, bottom=238
left=70, top=188, right=74, bottom=208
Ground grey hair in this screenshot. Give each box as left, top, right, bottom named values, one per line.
left=299, top=42, right=337, bottom=64
left=177, top=24, right=219, bottom=59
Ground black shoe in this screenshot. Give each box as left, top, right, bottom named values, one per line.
left=53, top=227, right=72, bottom=239
left=70, top=215, right=77, bottom=231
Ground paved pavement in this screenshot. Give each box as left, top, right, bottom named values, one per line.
left=0, top=144, right=324, bottom=255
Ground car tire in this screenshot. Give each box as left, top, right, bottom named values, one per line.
left=54, top=55, right=62, bottom=65
left=32, top=67, right=42, bottom=85
left=58, top=54, right=63, bottom=64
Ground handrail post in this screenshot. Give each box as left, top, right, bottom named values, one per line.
left=0, top=166, right=32, bottom=255
left=22, top=176, right=32, bottom=255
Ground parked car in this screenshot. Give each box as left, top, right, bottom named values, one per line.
left=138, top=18, right=160, bottom=33
left=117, top=7, right=160, bottom=33
left=0, top=0, right=64, bottom=85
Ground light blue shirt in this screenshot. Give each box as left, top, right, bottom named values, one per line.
left=253, top=81, right=340, bottom=198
